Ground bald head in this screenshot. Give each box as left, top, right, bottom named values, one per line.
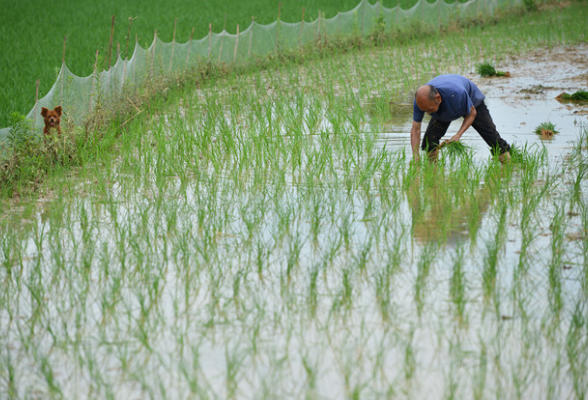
left=415, top=85, right=441, bottom=114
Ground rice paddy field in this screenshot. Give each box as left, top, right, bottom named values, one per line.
left=1, top=1, right=588, bottom=399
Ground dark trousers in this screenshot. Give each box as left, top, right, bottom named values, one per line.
left=421, top=101, right=510, bottom=155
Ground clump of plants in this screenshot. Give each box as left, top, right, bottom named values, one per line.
left=438, top=140, right=470, bottom=156
left=476, top=62, right=510, bottom=77
left=534, top=121, right=559, bottom=139
left=556, top=90, right=588, bottom=101
left=0, top=112, right=79, bottom=196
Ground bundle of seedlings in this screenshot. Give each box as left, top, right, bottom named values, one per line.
left=534, top=121, right=559, bottom=139
left=556, top=90, right=588, bottom=101
left=437, top=140, right=471, bottom=156
left=476, top=62, right=511, bottom=77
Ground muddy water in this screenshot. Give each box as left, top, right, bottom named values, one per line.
left=1, top=45, right=588, bottom=400
left=372, top=43, right=588, bottom=164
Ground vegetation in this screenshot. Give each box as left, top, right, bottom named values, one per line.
left=534, top=121, right=559, bottom=138
left=476, top=61, right=510, bottom=77
left=0, top=0, right=471, bottom=129
left=0, top=1, right=587, bottom=399
left=557, top=90, right=588, bottom=101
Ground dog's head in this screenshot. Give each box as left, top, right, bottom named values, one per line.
left=41, top=106, right=62, bottom=128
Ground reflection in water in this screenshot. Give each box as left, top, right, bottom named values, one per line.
left=405, top=163, right=492, bottom=245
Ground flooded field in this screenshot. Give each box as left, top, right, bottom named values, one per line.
left=1, top=14, right=588, bottom=400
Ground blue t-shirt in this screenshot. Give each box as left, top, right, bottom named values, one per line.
left=413, top=75, right=485, bottom=123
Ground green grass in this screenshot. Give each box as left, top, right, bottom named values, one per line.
left=0, top=0, right=474, bottom=129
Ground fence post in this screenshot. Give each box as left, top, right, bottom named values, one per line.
left=125, top=17, right=135, bottom=60
left=89, top=49, right=99, bottom=113
left=248, top=17, right=254, bottom=59
left=151, top=30, right=157, bottom=78
left=218, top=13, right=227, bottom=64
left=361, top=0, right=365, bottom=36
left=122, top=42, right=128, bottom=85
left=185, top=27, right=194, bottom=72
left=170, top=18, right=177, bottom=72
left=33, top=79, right=40, bottom=123
left=317, top=10, right=322, bottom=43
left=61, top=35, right=67, bottom=104
left=299, top=7, right=305, bottom=48
left=233, top=24, right=240, bottom=63
left=135, top=33, right=139, bottom=84
left=275, top=2, right=282, bottom=53
left=208, top=23, right=212, bottom=61
left=438, top=0, right=441, bottom=32
left=107, top=16, right=115, bottom=70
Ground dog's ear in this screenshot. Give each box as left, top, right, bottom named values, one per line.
left=54, top=105, right=62, bottom=116
left=41, top=107, right=49, bottom=117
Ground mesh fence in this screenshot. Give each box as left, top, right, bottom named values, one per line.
left=0, top=0, right=521, bottom=142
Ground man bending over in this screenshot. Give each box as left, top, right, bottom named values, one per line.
left=410, top=74, right=511, bottom=163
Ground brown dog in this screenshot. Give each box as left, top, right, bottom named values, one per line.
left=41, top=106, right=62, bottom=135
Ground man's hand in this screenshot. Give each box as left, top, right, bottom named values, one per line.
left=447, top=134, right=462, bottom=143
left=410, top=120, right=422, bottom=162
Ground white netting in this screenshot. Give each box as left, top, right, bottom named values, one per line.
left=0, top=0, right=520, bottom=142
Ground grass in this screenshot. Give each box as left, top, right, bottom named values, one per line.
left=0, top=0, right=477, bottom=129
left=0, top=1, right=587, bottom=399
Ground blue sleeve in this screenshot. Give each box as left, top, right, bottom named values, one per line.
left=462, top=91, right=474, bottom=116
left=413, top=99, right=424, bottom=123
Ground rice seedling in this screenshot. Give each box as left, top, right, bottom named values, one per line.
left=556, top=90, right=588, bottom=101
left=476, top=62, right=510, bottom=77
left=534, top=121, right=559, bottom=139
left=1, top=3, right=588, bottom=399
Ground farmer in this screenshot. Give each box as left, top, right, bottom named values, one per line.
left=410, top=74, right=511, bottom=163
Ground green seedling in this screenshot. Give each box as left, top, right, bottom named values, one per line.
left=476, top=62, right=510, bottom=77
left=534, top=121, right=559, bottom=139
left=556, top=90, right=588, bottom=101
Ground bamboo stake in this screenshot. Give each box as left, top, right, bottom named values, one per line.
left=135, top=33, right=138, bottom=84
left=62, top=35, right=67, bottom=65
left=438, top=0, right=441, bottom=32
left=151, top=30, right=157, bottom=77
left=122, top=42, right=128, bottom=84
left=208, top=23, right=212, bottom=61
left=89, top=49, right=99, bottom=113
left=61, top=35, right=67, bottom=103
left=33, top=79, right=40, bottom=123
left=275, top=2, right=282, bottom=53
left=361, top=0, right=365, bottom=36
left=317, top=10, right=322, bottom=42
left=248, top=17, right=254, bottom=58
left=125, top=17, right=136, bottom=60
left=218, top=13, right=227, bottom=64
left=107, top=16, right=115, bottom=70
left=299, top=7, right=305, bottom=48
left=185, top=27, right=194, bottom=71
left=233, top=24, right=239, bottom=63
left=170, top=18, right=177, bottom=72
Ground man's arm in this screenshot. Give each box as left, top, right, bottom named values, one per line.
left=410, top=120, right=422, bottom=162
left=448, top=106, right=477, bottom=143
